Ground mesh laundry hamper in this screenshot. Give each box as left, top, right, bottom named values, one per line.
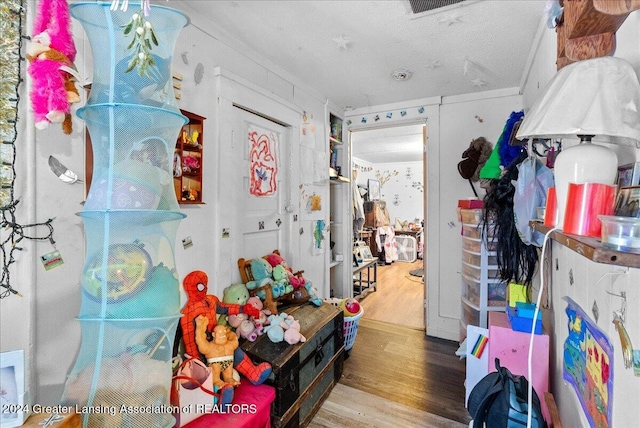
left=61, top=4, right=188, bottom=427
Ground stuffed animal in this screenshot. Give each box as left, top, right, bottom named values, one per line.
left=281, top=316, right=306, bottom=345
left=305, top=281, right=323, bottom=306
left=27, top=0, right=79, bottom=134
left=180, top=271, right=271, bottom=386
left=182, top=155, right=200, bottom=172
left=194, top=316, right=240, bottom=389
left=246, top=258, right=274, bottom=300
left=227, top=312, right=250, bottom=329
left=237, top=319, right=259, bottom=342
left=222, top=283, right=251, bottom=305
left=264, top=313, right=288, bottom=343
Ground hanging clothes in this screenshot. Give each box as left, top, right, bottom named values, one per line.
left=375, top=226, right=398, bottom=264
left=353, top=183, right=365, bottom=234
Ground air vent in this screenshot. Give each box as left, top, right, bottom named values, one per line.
left=409, top=0, right=465, bottom=14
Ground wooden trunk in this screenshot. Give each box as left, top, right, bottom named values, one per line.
left=241, top=303, right=345, bottom=428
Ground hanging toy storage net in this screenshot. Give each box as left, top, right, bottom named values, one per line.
left=61, top=3, right=189, bottom=427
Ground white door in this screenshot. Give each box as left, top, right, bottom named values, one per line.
left=221, top=105, right=292, bottom=281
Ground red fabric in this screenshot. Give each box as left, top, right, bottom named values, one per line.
left=182, top=378, right=275, bottom=428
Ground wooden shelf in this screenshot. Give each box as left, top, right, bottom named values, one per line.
left=175, top=110, right=205, bottom=204
left=531, top=222, right=640, bottom=268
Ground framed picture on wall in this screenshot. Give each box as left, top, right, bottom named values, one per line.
left=616, top=162, right=640, bottom=187
left=0, top=350, right=27, bottom=427
left=368, top=179, right=381, bottom=201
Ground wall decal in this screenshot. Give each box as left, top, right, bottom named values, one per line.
left=405, top=167, right=413, bottom=179
left=412, top=181, right=424, bottom=192
left=418, top=106, right=425, bottom=114
left=425, top=59, right=441, bottom=70
left=248, top=124, right=279, bottom=196
left=386, top=112, right=392, bottom=119
left=375, top=169, right=399, bottom=187
left=438, top=14, right=461, bottom=26
left=313, top=219, right=326, bottom=253
left=332, top=34, right=350, bottom=49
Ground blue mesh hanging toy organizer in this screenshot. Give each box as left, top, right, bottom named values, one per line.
left=61, top=3, right=189, bottom=427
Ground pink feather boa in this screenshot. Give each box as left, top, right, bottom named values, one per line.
left=33, top=0, right=76, bottom=61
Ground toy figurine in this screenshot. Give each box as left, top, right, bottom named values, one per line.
left=180, top=270, right=272, bottom=385
left=194, top=317, right=240, bottom=389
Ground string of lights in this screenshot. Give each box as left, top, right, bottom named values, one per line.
left=1, top=0, right=56, bottom=298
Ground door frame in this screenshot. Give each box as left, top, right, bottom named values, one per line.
left=348, top=119, right=428, bottom=329
left=213, top=68, right=303, bottom=290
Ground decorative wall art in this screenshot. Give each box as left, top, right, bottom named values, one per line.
left=616, top=162, right=640, bottom=187
left=563, top=297, right=613, bottom=428
left=312, top=219, right=326, bottom=254
left=248, top=124, right=279, bottom=197
left=300, top=113, right=315, bottom=146
left=0, top=350, right=26, bottom=427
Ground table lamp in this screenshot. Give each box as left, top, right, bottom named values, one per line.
left=516, top=56, right=640, bottom=230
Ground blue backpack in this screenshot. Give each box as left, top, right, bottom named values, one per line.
left=467, top=358, right=546, bottom=428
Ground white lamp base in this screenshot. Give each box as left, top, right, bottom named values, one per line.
left=554, top=141, right=618, bottom=230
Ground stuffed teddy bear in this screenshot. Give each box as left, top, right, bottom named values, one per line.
left=246, top=258, right=274, bottom=300
left=281, top=316, right=306, bottom=345
left=264, top=313, right=288, bottom=343
left=227, top=312, right=250, bottom=329
left=246, top=296, right=270, bottom=330
left=180, top=271, right=271, bottom=386
left=217, top=283, right=251, bottom=325
left=237, top=319, right=259, bottom=342
left=27, top=0, right=79, bottom=135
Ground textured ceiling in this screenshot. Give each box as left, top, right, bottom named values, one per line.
left=178, top=0, right=548, bottom=162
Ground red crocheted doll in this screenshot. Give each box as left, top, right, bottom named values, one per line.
left=180, top=271, right=271, bottom=385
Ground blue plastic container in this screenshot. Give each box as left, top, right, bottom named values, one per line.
left=507, top=306, right=543, bottom=334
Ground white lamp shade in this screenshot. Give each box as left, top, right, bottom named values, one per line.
left=516, top=57, right=640, bottom=143
left=516, top=56, right=640, bottom=230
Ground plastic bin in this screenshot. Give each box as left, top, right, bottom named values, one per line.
left=324, top=298, right=364, bottom=351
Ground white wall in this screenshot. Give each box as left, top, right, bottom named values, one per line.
left=521, top=13, right=640, bottom=427
left=353, top=158, right=424, bottom=226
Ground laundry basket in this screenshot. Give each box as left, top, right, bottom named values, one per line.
left=325, top=298, right=364, bottom=351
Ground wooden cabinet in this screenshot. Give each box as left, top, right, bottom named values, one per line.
left=174, top=110, right=205, bottom=204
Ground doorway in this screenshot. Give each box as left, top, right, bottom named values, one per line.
left=349, top=122, right=427, bottom=329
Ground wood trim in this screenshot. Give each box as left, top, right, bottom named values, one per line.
left=531, top=222, right=640, bottom=268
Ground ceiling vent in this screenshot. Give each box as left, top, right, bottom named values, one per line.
left=409, top=0, right=466, bottom=14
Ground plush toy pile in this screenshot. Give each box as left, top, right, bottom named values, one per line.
left=249, top=251, right=322, bottom=311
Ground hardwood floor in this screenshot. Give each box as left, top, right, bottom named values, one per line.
left=358, top=259, right=425, bottom=329
left=310, top=319, right=471, bottom=427
left=310, top=258, right=472, bottom=426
